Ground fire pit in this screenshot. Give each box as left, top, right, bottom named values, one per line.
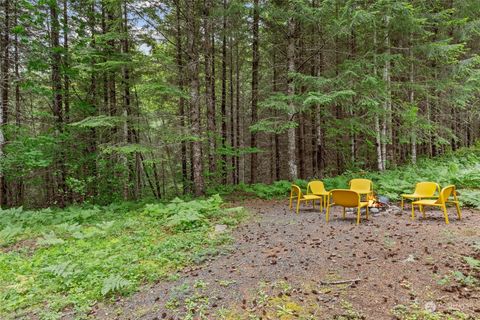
left=368, top=195, right=389, bottom=210
left=367, top=195, right=402, bottom=215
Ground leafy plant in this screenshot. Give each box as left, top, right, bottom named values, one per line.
left=0, top=195, right=245, bottom=319
left=101, top=275, right=132, bottom=296
left=0, top=225, right=23, bottom=246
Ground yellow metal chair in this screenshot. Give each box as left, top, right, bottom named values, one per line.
left=411, top=185, right=462, bottom=224
left=289, top=184, right=322, bottom=214
left=401, top=181, right=440, bottom=209
left=325, top=189, right=369, bottom=225
left=307, top=181, right=329, bottom=211
left=349, top=178, right=373, bottom=200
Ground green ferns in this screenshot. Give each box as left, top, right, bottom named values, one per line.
left=209, top=147, right=480, bottom=208
left=0, top=196, right=245, bottom=319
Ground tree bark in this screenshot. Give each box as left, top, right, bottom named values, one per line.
left=286, top=16, right=297, bottom=180
left=0, top=0, right=10, bottom=207
left=186, top=0, right=205, bottom=196
left=50, top=0, right=67, bottom=207
left=410, top=32, right=417, bottom=164
left=229, top=35, right=235, bottom=184
left=175, top=0, right=188, bottom=194
left=250, top=0, right=259, bottom=183
left=203, top=0, right=216, bottom=176
left=221, top=0, right=228, bottom=184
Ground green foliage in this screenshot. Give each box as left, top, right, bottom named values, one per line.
left=392, top=303, right=470, bottom=320
left=0, top=195, right=245, bottom=319
left=209, top=147, right=480, bottom=208
left=101, top=275, right=132, bottom=296
left=464, top=256, right=480, bottom=269
left=69, top=115, right=123, bottom=128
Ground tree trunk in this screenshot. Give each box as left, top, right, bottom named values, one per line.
left=203, top=0, right=216, bottom=176
left=235, top=40, right=240, bottom=184
left=0, top=0, right=10, bottom=207
left=286, top=16, right=297, bottom=180
left=382, top=14, right=392, bottom=169
left=229, top=35, right=235, bottom=184
left=122, top=0, right=133, bottom=200
left=50, top=0, right=67, bottom=207
left=373, top=26, right=384, bottom=171
left=250, top=0, right=259, bottom=183
left=63, top=0, right=70, bottom=122
left=186, top=0, right=205, bottom=196
left=410, top=32, right=417, bottom=164
left=221, top=0, right=228, bottom=184
left=175, top=1, right=188, bottom=194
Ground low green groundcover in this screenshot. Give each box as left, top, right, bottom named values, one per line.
left=0, top=195, right=245, bottom=319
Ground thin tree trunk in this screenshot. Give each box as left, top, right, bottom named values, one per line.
left=122, top=0, right=133, bottom=200
left=175, top=1, right=188, bottom=194
left=221, top=0, right=228, bottom=184
left=0, top=0, right=10, bottom=207
left=203, top=0, right=216, bottom=176
left=383, top=14, right=393, bottom=168
left=286, top=16, right=297, bottom=180
left=14, top=1, right=22, bottom=205
left=235, top=41, right=240, bottom=184
left=63, top=0, right=70, bottom=122
left=229, top=35, right=235, bottom=184
left=88, top=0, right=98, bottom=199
left=250, top=0, right=259, bottom=183
left=298, top=113, right=305, bottom=178
left=50, top=0, right=67, bottom=207
left=186, top=0, right=205, bottom=196
left=373, top=26, right=383, bottom=171
left=410, top=32, right=417, bottom=164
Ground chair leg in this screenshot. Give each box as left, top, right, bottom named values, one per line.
left=312, top=200, right=315, bottom=209
left=401, top=197, right=404, bottom=210
left=442, top=205, right=450, bottom=224
left=411, top=204, right=415, bottom=220
left=320, top=197, right=323, bottom=212
left=455, top=202, right=462, bottom=220
left=289, top=192, right=293, bottom=210
left=342, top=207, right=346, bottom=220
left=420, top=205, right=425, bottom=219
left=296, top=198, right=301, bottom=214
left=356, top=207, right=361, bottom=225
left=366, top=206, right=369, bottom=220
left=326, top=205, right=330, bottom=223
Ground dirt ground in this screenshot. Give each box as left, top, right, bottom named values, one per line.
left=93, top=199, right=480, bottom=319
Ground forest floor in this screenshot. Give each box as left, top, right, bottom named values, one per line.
left=93, top=199, right=480, bottom=320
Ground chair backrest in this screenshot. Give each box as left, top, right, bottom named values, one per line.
left=330, top=189, right=360, bottom=207
left=307, top=181, right=327, bottom=194
left=436, top=185, right=455, bottom=204
left=414, top=182, right=439, bottom=197
left=349, top=179, right=373, bottom=193
left=291, top=184, right=302, bottom=198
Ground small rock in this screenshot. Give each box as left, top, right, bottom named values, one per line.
left=424, top=301, right=437, bottom=313
left=389, top=205, right=402, bottom=214
left=214, top=224, right=228, bottom=233
left=403, top=254, right=416, bottom=263
left=370, top=208, right=380, bottom=213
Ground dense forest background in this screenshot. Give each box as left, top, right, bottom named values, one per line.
left=0, top=0, right=479, bottom=208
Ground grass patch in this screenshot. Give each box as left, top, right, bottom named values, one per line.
left=0, top=195, right=246, bottom=319
left=208, top=146, right=480, bottom=208
left=392, top=304, right=471, bottom=320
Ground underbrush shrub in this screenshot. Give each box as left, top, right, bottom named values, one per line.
left=0, top=195, right=245, bottom=318
left=207, top=146, right=480, bottom=208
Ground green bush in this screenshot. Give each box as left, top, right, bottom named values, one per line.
left=208, top=146, right=480, bottom=208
